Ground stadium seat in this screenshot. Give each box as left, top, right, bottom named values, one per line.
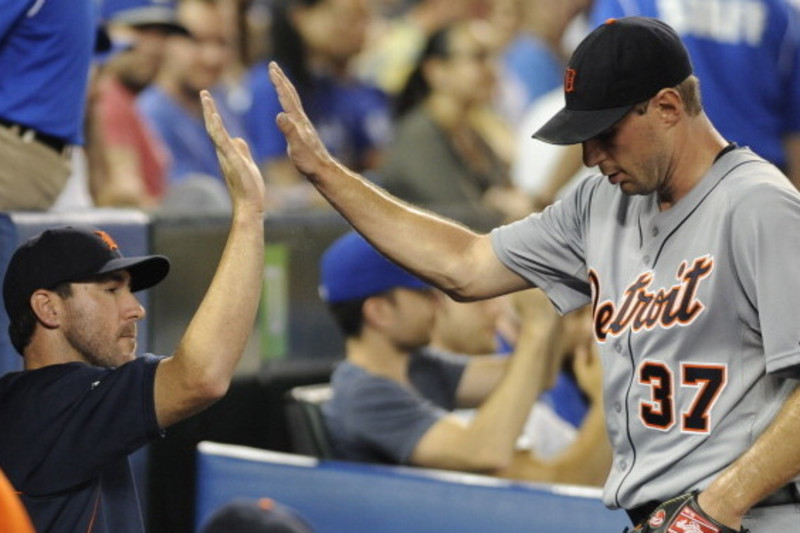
left=284, top=384, right=334, bottom=459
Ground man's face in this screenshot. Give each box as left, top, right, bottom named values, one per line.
left=433, top=22, right=498, bottom=107
left=108, top=24, right=172, bottom=93
left=379, top=288, right=438, bottom=352
left=169, top=1, right=233, bottom=95
left=296, top=0, right=371, bottom=65
left=59, top=271, right=145, bottom=368
left=434, top=297, right=501, bottom=355
left=581, top=102, right=668, bottom=197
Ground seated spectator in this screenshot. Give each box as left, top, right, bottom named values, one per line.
left=433, top=296, right=610, bottom=479
left=89, top=0, right=188, bottom=209
left=354, top=0, right=480, bottom=96
left=487, top=0, right=591, bottom=127
left=242, top=0, right=393, bottom=210
left=319, top=231, right=610, bottom=485
left=511, top=87, right=595, bottom=208
left=377, top=20, right=533, bottom=227
left=138, top=0, right=243, bottom=206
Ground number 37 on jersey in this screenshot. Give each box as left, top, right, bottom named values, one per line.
left=638, top=361, right=726, bottom=434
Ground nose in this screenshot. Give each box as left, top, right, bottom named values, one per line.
left=582, top=138, right=606, bottom=168
left=124, top=291, right=146, bottom=322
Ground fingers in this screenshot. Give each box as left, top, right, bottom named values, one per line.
left=233, top=137, right=252, bottom=158
left=268, top=61, right=304, bottom=118
left=200, top=90, right=232, bottom=151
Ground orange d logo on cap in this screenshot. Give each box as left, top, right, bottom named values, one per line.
left=564, top=68, right=577, bottom=93
left=93, top=230, right=119, bottom=251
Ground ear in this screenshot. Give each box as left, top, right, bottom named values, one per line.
left=30, top=289, right=63, bottom=329
left=361, top=295, right=394, bottom=330
left=652, top=88, right=682, bottom=125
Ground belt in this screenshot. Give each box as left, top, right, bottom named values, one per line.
left=626, top=485, right=800, bottom=527
left=0, top=117, right=70, bottom=155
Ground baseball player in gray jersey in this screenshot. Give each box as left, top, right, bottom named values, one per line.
left=265, top=14, right=800, bottom=533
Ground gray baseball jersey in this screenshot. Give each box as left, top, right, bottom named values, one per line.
left=491, top=147, right=800, bottom=511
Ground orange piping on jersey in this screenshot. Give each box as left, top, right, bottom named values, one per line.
left=86, top=489, right=101, bottom=533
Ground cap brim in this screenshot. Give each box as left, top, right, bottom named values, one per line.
left=99, top=255, right=171, bottom=292
left=532, top=104, right=633, bottom=145
left=111, top=11, right=190, bottom=36
left=129, top=20, right=190, bottom=36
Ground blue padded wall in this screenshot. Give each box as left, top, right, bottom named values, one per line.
left=195, top=442, right=631, bottom=533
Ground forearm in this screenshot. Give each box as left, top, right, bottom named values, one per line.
left=455, top=356, right=508, bottom=408
left=155, top=213, right=264, bottom=427
left=178, top=213, right=264, bottom=383
left=546, top=402, right=612, bottom=486
left=699, top=382, right=800, bottom=527
left=270, top=61, right=525, bottom=300
left=458, top=323, right=557, bottom=468
left=154, top=90, right=268, bottom=428
left=310, top=158, right=494, bottom=297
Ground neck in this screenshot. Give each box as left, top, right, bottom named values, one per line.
left=306, top=54, right=350, bottom=80
left=658, top=113, right=727, bottom=210
left=425, top=94, right=468, bottom=131
left=23, top=332, right=81, bottom=370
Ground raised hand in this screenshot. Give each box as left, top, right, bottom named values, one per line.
left=268, top=61, right=335, bottom=180
left=200, top=90, right=267, bottom=216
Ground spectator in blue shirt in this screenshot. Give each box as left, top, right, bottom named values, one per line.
left=243, top=0, right=393, bottom=210
left=0, top=0, right=96, bottom=210
left=138, top=0, right=246, bottom=208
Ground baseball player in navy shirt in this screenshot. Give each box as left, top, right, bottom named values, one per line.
left=0, top=91, right=267, bottom=533
left=269, top=16, right=800, bottom=533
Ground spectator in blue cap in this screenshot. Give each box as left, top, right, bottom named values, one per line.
left=319, top=231, right=596, bottom=481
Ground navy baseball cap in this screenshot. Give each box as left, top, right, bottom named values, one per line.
left=319, top=232, right=431, bottom=303
left=102, top=0, right=188, bottom=35
left=2, top=226, right=170, bottom=325
left=534, top=17, right=693, bottom=145
left=200, top=498, right=314, bottom=533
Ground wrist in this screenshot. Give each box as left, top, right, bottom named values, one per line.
left=696, top=489, right=745, bottom=530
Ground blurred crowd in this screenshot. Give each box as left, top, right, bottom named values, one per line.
left=5, top=0, right=593, bottom=219
left=8, top=0, right=797, bottom=221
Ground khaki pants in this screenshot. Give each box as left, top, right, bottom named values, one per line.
left=0, top=125, right=72, bottom=211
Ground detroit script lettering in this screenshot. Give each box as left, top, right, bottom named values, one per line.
left=589, top=256, right=713, bottom=341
